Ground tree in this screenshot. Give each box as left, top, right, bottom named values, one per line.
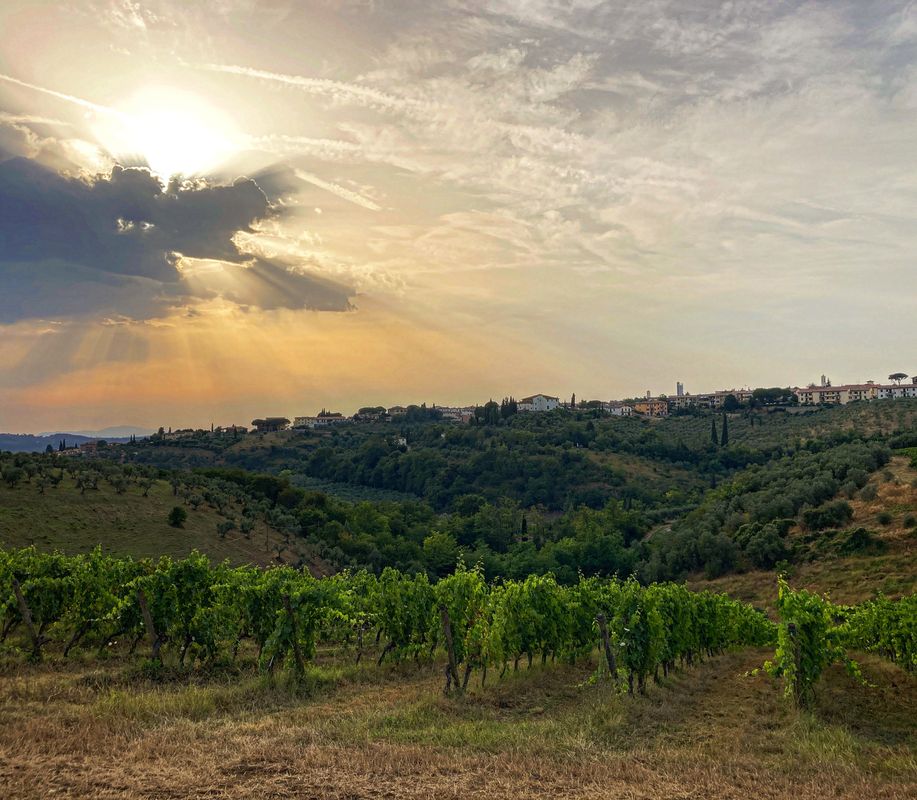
left=710, top=417, right=718, bottom=446
left=423, top=531, right=459, bottom=577
left=722, top=394, right=741, bottom=412
left=481, top=400, right=501, bottom=425
left=888, top=372, right=908, bottom=385
left=2, top=466, right=25, bottom=488
left=168, top=506, right=187, bottom=528
left=720, top=414, right=729, bottom=447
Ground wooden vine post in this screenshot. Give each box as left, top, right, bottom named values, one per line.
left=596, top=613, right=617, bottom=681
left=137, top=589, right=162, bottom=662
left=282, top=593, right=307, bottom=678
left=12, top=577, right=42, bottom=662
left=439, top=604, right=461, bottom=694
left=787, top=621, right=803, bottom=708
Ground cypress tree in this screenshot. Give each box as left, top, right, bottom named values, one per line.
left=720, top=414, right=729, bottom=447
left=711, top=417, right=718, bottom=446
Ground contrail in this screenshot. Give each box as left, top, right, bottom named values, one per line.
left=200, top=63, right=416, bottom=114
left=295, top=169, right=381, bottom=211
left=0, top=73, right=124, bottom=118
left=249, top=134, right=363, bottom=159
left=0, top=111, right=72, bottom=126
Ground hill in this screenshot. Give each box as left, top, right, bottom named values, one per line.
left=0, top=475, right=306, bottom=568
left=690, top=453, right=917, bottom=605
left=0, top=433, right=135, bottom=454
left=121, top=400, right=917, bottom=515
left=3, top=401, right=915, bottom=595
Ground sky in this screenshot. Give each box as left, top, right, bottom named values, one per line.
left=0, top=0, right=915, bottom=432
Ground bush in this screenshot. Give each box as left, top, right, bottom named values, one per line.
left=840, top=527, right=883, bottom=554
left=859, top=484, right=878, bottom=502
left=802, top=500, right=854, bottom=531
left=877, top=511, right=893, bottom=526
left=904, top=514, right=916, bottom=528
left=168, top=506, right=188, bottom=528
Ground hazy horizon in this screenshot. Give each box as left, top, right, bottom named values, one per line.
left=2, top=1, right=916, bottom=432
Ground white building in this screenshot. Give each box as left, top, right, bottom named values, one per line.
left=795, top=380, right=916, bottom=405
left=293, top=412, right=350, bottom=428
left=518, top=394, right=561, bottom=412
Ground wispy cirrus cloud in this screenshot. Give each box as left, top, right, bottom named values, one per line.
left=199, top=62, right=419, bottom=114
left=2, top=0, right=917, bottom=429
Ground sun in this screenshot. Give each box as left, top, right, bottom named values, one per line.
left=93, top=86, right=241, bottom=179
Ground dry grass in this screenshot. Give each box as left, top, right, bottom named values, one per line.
left=0, top=648, right=914, bottom=799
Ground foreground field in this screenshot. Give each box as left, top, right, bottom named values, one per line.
left=0, top=647, right=914, bottom=799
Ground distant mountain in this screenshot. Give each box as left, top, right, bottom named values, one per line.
left=0, top=433, right=137, bottom=453
left=37, top=426, right=154, bottom=439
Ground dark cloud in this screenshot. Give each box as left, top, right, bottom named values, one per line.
left=0, top=156, right=355, bottom=321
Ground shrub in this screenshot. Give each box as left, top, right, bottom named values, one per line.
left=859, top=484, right=878, bottom=502
left=877, top=511, right=893, bottom=526
left=168, top=506, right=188, bottom=528
left=840, top=527, right=883, bottom=554
left=802, top=500, right=854, bottom=531
left=904, top=514, right=916, bottom=528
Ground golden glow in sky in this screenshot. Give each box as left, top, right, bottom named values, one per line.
left=92, top=87, right=242, bottom=178
left=0, top=1, right=916, bottom=433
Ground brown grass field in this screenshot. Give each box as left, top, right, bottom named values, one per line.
left=0, top=643, right=914, bottom=799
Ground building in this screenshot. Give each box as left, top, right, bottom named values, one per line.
left=293, top=411, right=350, bottom=429
left=518, top=394, right=560, bottom=412
left=676, top=381, right=684, bottom=397
left=876, top=383, right=917, bottom=400
left=795, top=380, right=916, bottom=405
left=606, top=402, right=634, bottom=417
left=214, top=424, right=248, bottom=436
left=437, top=406, right=476, bottom=423
left=664, top=388, right=752, bottom=412
left=633, top=398, right=669, bottom=417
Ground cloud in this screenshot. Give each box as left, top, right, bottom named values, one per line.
left=199, top=63, right=418, bottom=114
left=0, top=72, right=123, bottom=119
left=294, top=169, right=382, bottom=211
left=0, top=157, right=355, bottom=321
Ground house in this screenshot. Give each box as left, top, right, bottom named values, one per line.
left=387, top=406, right=407, bottom=416
left=876, top=383, right=917, bottom=400
left=794, top=380, right=916, bottom=405
left=293, top=411, right=350, bottom=429
left=603, top=402, right=634, bottom=416
left=437, top=406, right=476, bottom=423
left=518, top=394, right=560, bottom=412
left=215, top=424, right=248, bottom=436
left=633, top=398, right=669, bottom=417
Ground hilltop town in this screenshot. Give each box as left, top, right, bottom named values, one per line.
left=142, top=370, right=917, bottom=442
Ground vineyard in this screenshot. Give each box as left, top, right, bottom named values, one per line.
left=2, top=547, right=912, bottom=705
